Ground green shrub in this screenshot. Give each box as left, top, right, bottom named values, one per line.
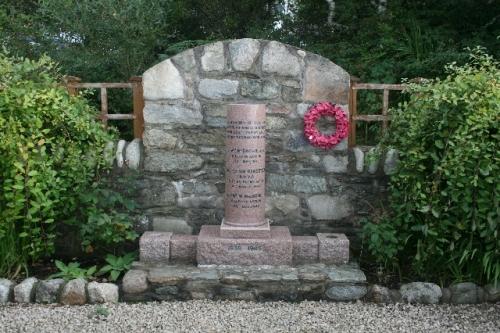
left=98, top=252, right=136, bottom=281
left=0, top=53, right=114, bottom=277
left=49, top=260, right=97, bottom=281
left=363, top=48, right=499, bottom=285
left=68, top=176, right=138, bottom=254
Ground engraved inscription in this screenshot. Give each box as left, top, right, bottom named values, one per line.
left=224, top=105, right=267, bottom=226
left=227, top=243, right=264, bottom=252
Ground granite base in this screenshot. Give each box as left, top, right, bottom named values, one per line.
left=196, top=225, right=293, bottom=265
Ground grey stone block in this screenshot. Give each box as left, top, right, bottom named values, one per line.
left=60, top=278, right=87, bottom=305
left=14, top=277, right=38, bottom=303
left=143, top=59, right=185, bottom=100
left=87, top=282, right=119, bottom=304
left=400, top=282, right=442, bottom=304
left=0, top=279, right=14, bottom=303
left=325, top=285, right=367, bottom=301
left=262, top=41, right=300, bottom=77
left=152, top=216, right=193, bottom=234
left=35, top=279, right=65, bottom=304
left=449, top=282, right=482, bottom=304
left=143, top=102, right=202, bottom=127
left=201, top=42, right=225, bottom=72
left=198, top=79, right=238, bottom=99
left=322, top=155, right=348, bottom=173
left=240, top=79, right=280, bottom=100
left=144, top=151, right=203, bottom=173
left=229, top=38, right=260, bottom=71
left=307, top=195, right=353, bottom=221
left=122, top=270, right=149, bottom=294
left=303, top=54, right=349, bottom=104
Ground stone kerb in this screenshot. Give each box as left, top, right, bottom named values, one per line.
left=139, top=38, right=390, bottom=237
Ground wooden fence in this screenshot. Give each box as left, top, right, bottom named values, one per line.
left=64, top=76, right=145, bottom=139
left=65, top=76, right=404, bottom=146
left=348, top=81, right=405, bottom=147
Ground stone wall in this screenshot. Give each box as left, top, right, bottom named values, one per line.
left=134, top=38, right=395, bottom=246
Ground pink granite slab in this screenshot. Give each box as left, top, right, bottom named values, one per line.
left=292, top=236, right=319, bottom=264
left=170, top=234, right=197, bottom=263
left=220, top=218, right=271, bottom=239
left=197, top=225, right=293, bottom=266
left=317, top=233, right=349, bottom=264
left=224, top=104, right=267, bottom=228
left=139, top=231, right=172, bottom=263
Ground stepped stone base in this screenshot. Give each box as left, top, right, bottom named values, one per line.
left=139, top=227, right=350, bottom=266
left=123, top=263, right=367, bottom=302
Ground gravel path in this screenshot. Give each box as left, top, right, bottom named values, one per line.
left=1, top=301, right=499, bottom=333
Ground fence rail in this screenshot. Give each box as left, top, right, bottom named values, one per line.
left=64, top=76, right=144, bottom=139
left=348, top=81, right=406, bottom=147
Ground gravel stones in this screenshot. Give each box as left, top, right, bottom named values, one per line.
left=122, top=270, right=149, bottom=294
left=0, top=279, right=14, bottom=303
left=14, top=277, right=38, bottom=303
left=1, top=301, right=499, bottom=333
left=60, top=278, right=87, bottom=305
left=400, top=282, right=442, bottom=304
left=35, top=279, right=65, bottom=304
left=87, top=282, right=119, bottom=304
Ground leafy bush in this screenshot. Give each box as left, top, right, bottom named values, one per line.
left=0, top=53, right=113, bottom=277
left=68, top=176, right=138, bottom=254
left=363, top=49, right=499, bottom=285
left=49, top=260, right=97, bottom=281
left=98, top=253, right=136, bottom=281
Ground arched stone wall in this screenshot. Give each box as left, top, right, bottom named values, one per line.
left=139, top=39, right=387, bottom=242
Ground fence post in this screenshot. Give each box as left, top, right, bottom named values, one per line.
left=64, top=76, right=81, bottom=96
left=100, top=87, right=108, bottom=128
left=129, top=76, right=144, bottom=139
left=348, top=76, right=360, bottom=147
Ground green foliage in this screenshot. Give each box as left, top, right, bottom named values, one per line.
left=49, top=260, right=97, bottom=281
left=68, top=176, right=138, bottom=254
left=93, top=305, right=110, bottom=318
left=98, top=253, right=136, bottom=281
left=363, top=49, right=500, bottom=285
left=0, top=52, right=114, bottom=278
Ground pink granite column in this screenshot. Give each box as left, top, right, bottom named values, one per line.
left=223, top=104, right=267, bottom=229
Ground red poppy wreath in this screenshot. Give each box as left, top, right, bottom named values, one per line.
left=304, top=102, right=349, bottom=149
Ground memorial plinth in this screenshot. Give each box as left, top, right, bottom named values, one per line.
left=139, top=103, right=350, bottom=267
left=220, top=104, right=270, bottom=238
left=197, top=104, right=292, bottom=265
